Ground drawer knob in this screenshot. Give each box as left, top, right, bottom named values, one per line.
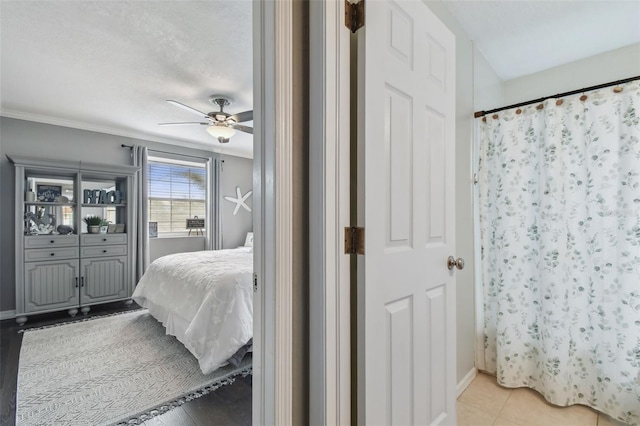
left=103, top=238, right=107, bottom=242
left=50, top=240, right=55, bottom=243
left=103, top=250, right=107, bottom=253
left=50, top=253, right=55, bottom=256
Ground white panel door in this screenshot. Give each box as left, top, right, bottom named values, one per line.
left=358, top=1, right=457, bottom=425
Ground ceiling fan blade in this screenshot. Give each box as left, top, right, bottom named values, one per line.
left=158, top=122, right=209, bottom=126
left=166, top=100, right=209, bottom=118
left=229, top=110, right=253, bottom=123
left=231, top=124, right=253, bottom=135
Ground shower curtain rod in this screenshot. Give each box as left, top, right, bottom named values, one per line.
left=473, top=75, right=640, bottom=118
left=120, top=144, right=210, bottom=161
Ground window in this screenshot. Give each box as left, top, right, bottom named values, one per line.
left=148, top=157, right=207, bottom=236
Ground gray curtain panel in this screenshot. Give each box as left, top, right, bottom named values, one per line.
left=133, top=145, right=150, bottom=280
left=205, top=157, right=221, bottom=250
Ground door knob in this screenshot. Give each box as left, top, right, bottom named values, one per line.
left=447, top=256, right=464, bottom=270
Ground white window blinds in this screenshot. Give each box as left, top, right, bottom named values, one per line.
left=148, top=158, right=206, bottom=235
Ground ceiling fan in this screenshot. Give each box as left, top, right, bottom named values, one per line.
left=159, top=96, right=253, bottom=143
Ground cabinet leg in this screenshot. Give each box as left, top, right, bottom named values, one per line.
left=68, top=308, right=78, bottom=317
left=16, top=316, right=27, bottom=326
left=124, top=299, right=133, bottom=306
left=80, top=306, right=91, bottom=315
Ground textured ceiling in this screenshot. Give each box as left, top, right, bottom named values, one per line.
left=444, top=0, right=640, bottom=80
left=0, top=1, right=253, bottom=158
left=3, top=1, right=638, bottom=156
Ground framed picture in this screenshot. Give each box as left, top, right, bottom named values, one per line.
left=36, top=185, right=62, bottom=202
left=186, top=217, right=205, bottom=229
left=244, top=232, right=254, bottom=247
left=149, top=221, right=158, bottom=238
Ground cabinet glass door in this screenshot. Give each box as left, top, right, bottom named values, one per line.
left=80, top=177, right=128, bottom=234
left=24, top=176, right=76, bottom=235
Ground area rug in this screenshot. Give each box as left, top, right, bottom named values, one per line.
left=16, top=310, right=252, bottom=426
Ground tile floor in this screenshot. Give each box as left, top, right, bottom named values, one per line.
left=457, top=372, right=629, bottom=426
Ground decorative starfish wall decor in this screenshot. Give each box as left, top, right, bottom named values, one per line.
left=224, top=186, right=253, bottom=215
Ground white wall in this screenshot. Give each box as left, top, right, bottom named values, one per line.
left=218, top=155, right=254, bottom=249
left=0, top=117, right=252, bottom=312
left=474, top=48, right=505, bottom=111
left=503, top=43, right=640, bottom=106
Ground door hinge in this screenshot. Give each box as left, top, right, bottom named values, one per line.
left=345, top=0, right=365, bottom=33
left=253, top=273, right=258, bottom=292
left=345, top=226, right=365, bottom=255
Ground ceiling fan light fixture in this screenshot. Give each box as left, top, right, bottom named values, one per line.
left=206, top=124, right=236, bottom=139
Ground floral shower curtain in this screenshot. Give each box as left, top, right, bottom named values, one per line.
left=478, top=79, right=640, bottom=424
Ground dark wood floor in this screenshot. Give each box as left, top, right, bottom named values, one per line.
left=0, top=302, right=251, bottom=426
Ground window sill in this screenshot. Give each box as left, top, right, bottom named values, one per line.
left=151, top=234, right=206, bottom=239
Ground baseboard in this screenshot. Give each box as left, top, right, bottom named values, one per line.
left=0, top=310, right=16, bottom=321
left=457, top=367, right=478, bottom=397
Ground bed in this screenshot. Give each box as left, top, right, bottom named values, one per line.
left=132, top=247, right=253, bottom=375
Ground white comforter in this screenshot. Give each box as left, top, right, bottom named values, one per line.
left=132, top=248, right=253, bottom=374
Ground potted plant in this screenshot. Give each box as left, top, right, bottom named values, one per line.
left=84, top=215, right=103, bottom=234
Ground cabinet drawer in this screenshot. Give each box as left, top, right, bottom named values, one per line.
left=25, top=247, right=79, bottom=262
left=81, top=233, right=127, bottom=246
left=25, top=235, right=79, bottom=249
left=81, top=245, right=128, bottom=258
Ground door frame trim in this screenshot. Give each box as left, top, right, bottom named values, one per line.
left=309, top=0, right=352, bottom=424
left=253, top=1, right=293, bottom=424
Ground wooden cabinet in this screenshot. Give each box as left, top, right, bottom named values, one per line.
left=8, top=155, right=139, bottom=325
